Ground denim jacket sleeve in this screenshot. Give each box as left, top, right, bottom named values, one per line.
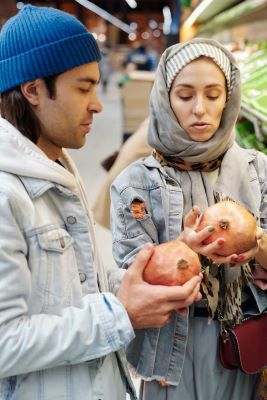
left=0, top=186, right=134, bottom=379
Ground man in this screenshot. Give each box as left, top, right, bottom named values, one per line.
left=0, top=5, right=202, bottom=400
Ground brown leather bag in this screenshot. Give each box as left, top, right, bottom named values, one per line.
left=219, top=312, right=267, bottom=374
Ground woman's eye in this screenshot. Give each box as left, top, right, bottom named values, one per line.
left=206, top=91, right=221, bottom=100
left=207, top=95, right=219, bottom=100
left=179, top=96, right=192, bottom=101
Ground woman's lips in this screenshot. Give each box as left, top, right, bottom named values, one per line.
left=191, top=123, right=209, bottom=131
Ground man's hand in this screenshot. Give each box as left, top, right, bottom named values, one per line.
left=117, top=243, right=202, bottom=329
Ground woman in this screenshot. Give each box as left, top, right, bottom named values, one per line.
left=110, top=38, right=267, bottom=399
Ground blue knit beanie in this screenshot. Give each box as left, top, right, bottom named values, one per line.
left=0, top=5, right=101, bottom=93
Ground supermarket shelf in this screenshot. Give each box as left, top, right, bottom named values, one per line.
left=194, top=0, right=240, bottom=24
left=197, top=0, right=267, bottom=35
left=240, top=102, right=267, bottom=142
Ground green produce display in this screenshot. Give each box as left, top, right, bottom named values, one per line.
left=236, top=120, right=267, bottom=154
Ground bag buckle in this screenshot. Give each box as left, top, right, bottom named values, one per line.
left=221, top=329, right=230, bottom=344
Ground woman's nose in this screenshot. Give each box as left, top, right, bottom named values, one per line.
left=193, top=96, right=205, bottom=116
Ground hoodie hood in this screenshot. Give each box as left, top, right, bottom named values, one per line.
left=0, top=116, right=110, bottom=291
left=0, top=117, right=79, bottom=194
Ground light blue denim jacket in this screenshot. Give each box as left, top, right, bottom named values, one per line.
left=0, top=118, right=137, bottom=400
left=110, top=150, right=267, bottom=385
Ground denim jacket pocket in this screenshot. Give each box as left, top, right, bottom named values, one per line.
left=35, top=228, right=77, bottom=300
left=37, top=228, right=74, bottom=253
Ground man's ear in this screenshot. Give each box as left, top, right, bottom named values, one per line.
left=20, top=79, right=43, bottom=106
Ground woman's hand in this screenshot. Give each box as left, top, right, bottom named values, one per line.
left=252, top=265, right=267, bottom=290
left=179, top=206, right=263, bottom=265
left=179, top=206, right=230, bottom=262
left=252, top=232, right=267, bottom=289
left=255, top=232, right=267, bottom=270
left=225, top=226, right=263, bottom=266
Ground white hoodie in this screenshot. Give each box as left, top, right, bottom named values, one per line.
left=0, top=117, right=135, bottom=400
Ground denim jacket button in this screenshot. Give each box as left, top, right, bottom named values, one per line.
left=67, top=215, right=77, bottom=224
left=79, top=272, right=87, bottom=283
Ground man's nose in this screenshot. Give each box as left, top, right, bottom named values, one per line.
left=88, top=93, right=103, bottom=113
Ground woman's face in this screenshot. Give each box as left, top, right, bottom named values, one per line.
left=169, top=57, right=227, bottom=142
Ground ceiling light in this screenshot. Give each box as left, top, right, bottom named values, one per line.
left=153, top=29, right=161, bottom=38
left=16, top=2, right=24, bottom=9
left=141, top=31, right=150, bottom=40
left=130, top=22, right=138, bottom=30
left=74, top=0, right=134, bottom=33
left=125, top=0, right=137, bottom=8
left=149, top=19, right=158, bottom=29
left=163, top=6, right=172, bottom=35
left=183, top=0, right=214, bottom=28
left=98, top=33, right=106, bottom=42
left=128, top=32, right=137, bottom=41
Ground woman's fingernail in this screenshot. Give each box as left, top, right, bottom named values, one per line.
left=217, top=239, right=224, bottom=245
left=237, top=255, right=245, bottom=262
left=208, top=226, right=215, bottom=232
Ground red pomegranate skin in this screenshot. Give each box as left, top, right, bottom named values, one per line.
left=143, top=240, right=201, bottom=286
left=197, top=201, right=257, bottom=256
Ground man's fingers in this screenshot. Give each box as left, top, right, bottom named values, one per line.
left=185, top=280, right=202, bottom=305
left=176, top=307, right=188, bottom=317
left=173, top=280, right=202, bottom=313
left=128, top=243, right=154, bottom=276
left=162, top=275, right=202, bottom=302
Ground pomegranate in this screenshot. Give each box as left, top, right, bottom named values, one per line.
left=197, top=200, right=257, bottom=256
left=143, top=240, right=201, bottom=286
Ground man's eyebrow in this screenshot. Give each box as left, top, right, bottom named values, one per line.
left=76, top=77, right=99, bottom=84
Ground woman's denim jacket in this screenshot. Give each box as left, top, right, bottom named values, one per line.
left=110, top=150, right=267, bottom=385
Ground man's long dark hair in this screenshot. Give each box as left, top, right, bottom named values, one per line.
left=0, top=76, right=58, bottom=144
